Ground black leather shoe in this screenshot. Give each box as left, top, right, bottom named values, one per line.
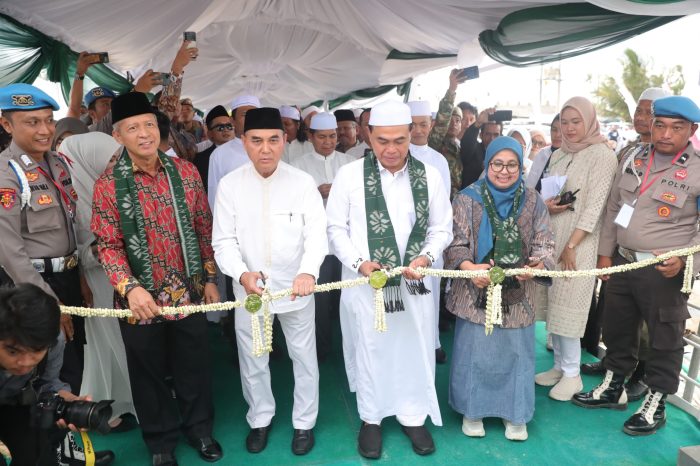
left=358, top=422, right=382, bottom=459
left=401, top=425, right=435, bottom=456
left=291, top=429, right=315, bottom=455
left=188, top=437, right=223, bottom=462
left=152, top=453, right=177, bottom=466
left=246, top=425, right=272, bottom=453
left=572, top=370, right=628, bottom=410
left=623, top=391, right=666, bottom=436
left=435, top=348, right=447, bottom=364
left=580, top=361, right=605, bottom=375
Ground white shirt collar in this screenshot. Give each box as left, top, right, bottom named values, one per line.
left=378, top=159, right=408, bottom=177
left=312, top=150, right=336, bottom=161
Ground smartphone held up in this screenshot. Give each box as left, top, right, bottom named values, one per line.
left=184, top=31, right=197, bottom=60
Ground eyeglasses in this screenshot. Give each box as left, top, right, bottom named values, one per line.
left=532, top=139, right=547, bottom=147
left=211, top=123, right=233, bottom=132
left=489, top=161, right=521, bottom=173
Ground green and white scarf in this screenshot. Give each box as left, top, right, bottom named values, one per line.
left=113, top=149, right=202, bottom=292
left=364, top=151, right=430, bottom=312
left=480, top=182, right=524, bottom=267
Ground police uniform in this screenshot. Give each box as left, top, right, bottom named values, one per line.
left=573, top=96, right=700, bottom=436
left=0, top=83, right=85, bottom=393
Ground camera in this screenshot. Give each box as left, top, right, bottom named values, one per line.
left=31, top=392, right=114, bottom=434
left=557, top=188, right=580, bottom=206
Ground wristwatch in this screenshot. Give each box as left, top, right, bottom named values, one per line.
left=74, top=73, right=84, bottom=80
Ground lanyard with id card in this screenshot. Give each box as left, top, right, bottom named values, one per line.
left=614, top=148, right=685, bottom=229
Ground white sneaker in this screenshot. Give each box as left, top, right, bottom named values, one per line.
left=461, top=417, right=485, bottom=437
left=549, top=375, right=583, bottom=401
left=503, top=419, right=528, bottom=441
left=535, top=367, right=563, bottom=386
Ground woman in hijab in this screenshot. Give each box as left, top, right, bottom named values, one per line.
left=526, top=114, right=562, bottom=191
left=507, top=127, right=533, bottom=176
left=445, top=136, right=555, bottom=441
left=529, top=129, right=547, bottom=159
left=534, top=97, right=617, bottom=401
left=60, top=132, right=137, bottom=430
left=52, top=117, right=89, bottom=151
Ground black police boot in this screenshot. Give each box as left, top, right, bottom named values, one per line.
left=624, top=361, right=649, bottom=402
left=623, top=390, right=666, bottom=436
left=572, top=370, right=628, bottom=410
left=580, top=360, right=605, bottom=375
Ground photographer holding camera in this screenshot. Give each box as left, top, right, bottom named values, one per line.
left=0, top=284, right=114, bottom=466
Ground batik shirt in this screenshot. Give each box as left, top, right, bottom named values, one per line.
left=91, top=156, right=216, bottom=324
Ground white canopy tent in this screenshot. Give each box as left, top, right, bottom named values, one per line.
left=1, top=0, right=698, bottom=109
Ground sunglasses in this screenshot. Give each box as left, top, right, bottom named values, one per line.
left=211, top=123, right=233, bottom=132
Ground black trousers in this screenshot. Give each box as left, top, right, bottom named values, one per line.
left=602, top=254, right=689, bottom=394
left=314, top=255, right=341, bottom=358
left=0, top=404, right=65, bottom=466
left=119, top=313, right=214, bottom=454
left=0, top=267, right=85, bottom=394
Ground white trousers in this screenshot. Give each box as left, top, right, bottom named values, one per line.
left=551, top=333, right=581, bottom=377
left=235, top=300, right=319, bottom=429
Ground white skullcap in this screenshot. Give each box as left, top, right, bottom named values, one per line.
left=638, top=87, right=670, bottom=103
left=407, top=100, right=432, bottom=117
left=230, top=95, right=260, bottom=111
left=279, top=105, right=300, bottom=120
left=368, top=100, right=412, bottom=126
left=310, top=112, right=337, bottom=130
left=352, top=108, right=363, bottom=118
left=301, top=106, right=321, bottom=120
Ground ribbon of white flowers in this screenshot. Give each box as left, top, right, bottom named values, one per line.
left=61, top=246, right=700, bottom=344
left=369, top=270, right=391, bottom=332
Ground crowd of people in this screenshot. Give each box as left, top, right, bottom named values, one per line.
left=0, top=40, right=699, bottom=466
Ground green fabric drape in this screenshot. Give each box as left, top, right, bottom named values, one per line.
left=0, top=14, right=131, bottom=103
left=479, top=3, right=680, bottom=67
left=308, top=81, right=412, bottom=110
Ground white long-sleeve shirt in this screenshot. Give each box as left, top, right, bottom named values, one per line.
left=207, top=138, right=249, bottom=209
left=326, top=157, right=453, bottom=275
left=291, top=150, right=355, bottom=187
left=409, top=143, right=451, bottom=198
left=212, top=161, right=328, bottom=313
left=346, top=141, right=369, bottom=159
left=282, top=139, right=310, bottom=164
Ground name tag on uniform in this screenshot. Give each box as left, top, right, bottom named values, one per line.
left=614, top=203, right=635, bottom=229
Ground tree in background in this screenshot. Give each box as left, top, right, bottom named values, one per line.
left=590, top=48, right=684, bottom=121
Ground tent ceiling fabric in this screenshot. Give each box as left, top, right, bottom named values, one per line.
left=1, top=1, right=699, bottom=108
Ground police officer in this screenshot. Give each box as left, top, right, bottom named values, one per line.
left=573, top=96, right=700, bottom=436
left=0, top=83, right=85, bottom=394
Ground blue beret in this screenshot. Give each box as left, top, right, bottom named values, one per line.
left=0, top=83, right=59, bottom=112
left=652, top=96, right=700, bottom=123
left=84, top=87, right=116, bottom=107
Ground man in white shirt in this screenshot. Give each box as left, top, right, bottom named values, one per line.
left=207, top=94, right=260, bottom=208
left=407, top=100, right=452, bottom=364
left=334, top=109, right=360, bottom=154
left=326, top=100, right=453, bottom=459
left=279, top=105, right=308, bottom=162
left=292, top=112, right=354, bottom=360
left=346, top=109, right=371, bottom=159
left=212, top=107, right=327, bottom=456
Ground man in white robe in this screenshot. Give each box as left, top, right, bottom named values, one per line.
left=292, top=112, right=354, bottom=360
left=408, top=100, right=452, bottom=364
left=279, top=105, right=307, bottom=163
left=326, top=100, right=453, bottom=459
left=212, top=107, right=327, bottom=456
left=207, top=94, right=260, bottom=208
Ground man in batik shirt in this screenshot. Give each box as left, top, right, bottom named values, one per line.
left=91, top=92, right=222, bottom=466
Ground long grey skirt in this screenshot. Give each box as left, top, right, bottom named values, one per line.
left=449, top=318, right=535, bottom=425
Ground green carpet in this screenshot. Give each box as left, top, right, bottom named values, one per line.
left=90, top=322, right=699, bottom=466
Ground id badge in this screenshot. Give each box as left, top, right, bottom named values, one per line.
left=614, top=203, right=635, bottom=229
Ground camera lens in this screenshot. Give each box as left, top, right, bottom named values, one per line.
left=63, top=400, right=114, bottom=434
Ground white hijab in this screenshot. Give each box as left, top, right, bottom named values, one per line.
left=507, top=126, right=533, bottom=177
left=60, top=133, right=121, bottom=262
